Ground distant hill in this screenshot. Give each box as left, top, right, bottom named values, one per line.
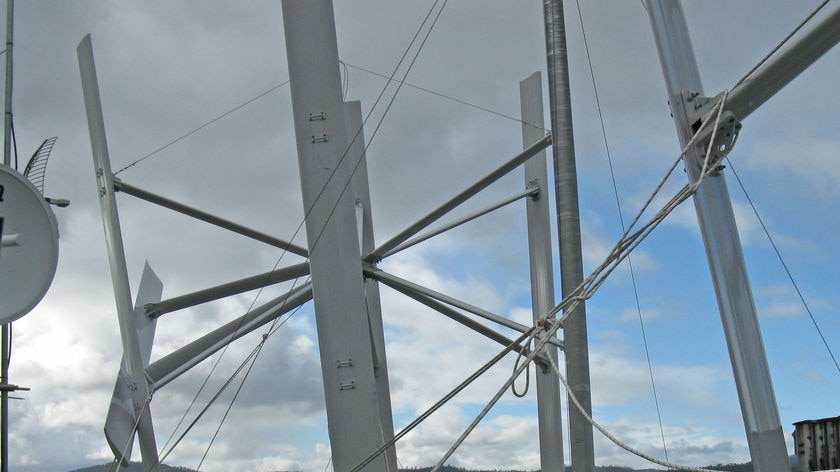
left=402, top=464, right=761, bottom=472
left=69, top=463, right=196, bottom=472
left=400, top=458, right=800, bottom=472
left=71, top=460, right=791, bottom=472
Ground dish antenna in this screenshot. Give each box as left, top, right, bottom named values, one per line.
left=0, top=163, right=60, bottom=324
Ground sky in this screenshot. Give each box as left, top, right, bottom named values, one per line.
left=2, top=1, right=839, bottom=471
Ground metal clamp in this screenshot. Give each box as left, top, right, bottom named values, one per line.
left=685, top=91, right=742, bottom=171
left=526, top=178, right=541, bottom=200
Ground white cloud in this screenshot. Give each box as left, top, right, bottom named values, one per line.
left=4, top=1, right=837, bottom=471
left=618, top=307, right=663, bottom=324
left=745, top=136, right=840, bottom=202
left=594, top=419, right=749, bottom=469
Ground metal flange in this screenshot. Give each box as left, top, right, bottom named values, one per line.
left=685, top=91, right=743, bottom=171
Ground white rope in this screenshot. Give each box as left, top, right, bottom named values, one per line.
left=545, top=350, right=719, bottom=472
left=511, top=341, right=531, bottom=398
left=544, top=90, right=731, bottom=327
left=429, top=92, right=732, bottom=470
left=349, top=330, right=535, bottom=472
left=432, top=329, right=545, bottom=471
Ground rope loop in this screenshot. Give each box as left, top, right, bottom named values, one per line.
left=511, top=341, right=531, bottom=398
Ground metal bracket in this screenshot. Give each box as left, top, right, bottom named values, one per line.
left=526, top=178, right=541, bottom=200
left=143, top=303, right=160, bottom=318
left=684, top=91, right=742, bottom=171
left=95, top=167, right=107, bottom=196
left=0, top=383, right=30, bottom=393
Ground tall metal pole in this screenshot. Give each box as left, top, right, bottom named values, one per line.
left=282, top=2, right=391, bottom=471
left=1, top=2, right=13, bottom=471
left=646, top=2, right=789, bottom=471
left=542, top=2, right=595, bottom=471
left=2, top=0, right=10, bottom=167
left=78, top=35, right=160, bottom=471
left=521, top=71, right=565, bottom=472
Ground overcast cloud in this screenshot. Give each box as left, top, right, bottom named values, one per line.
left=2, top=1, right=839, bottom=471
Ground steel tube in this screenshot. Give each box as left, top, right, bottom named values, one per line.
left=146, top=283, right=313, bottom=388
left=0, top=324, right=6, bottom=472
left=3, top=0, right=11, bottom=168
left=369, top=267, right=553, bottom=368
left=114, top=179, right=308, bottom=258
left=1, top=2, right=13, bottom=469
left=382, top=186, right=540, bottom=259
left=147, top=262, right=309, bottom=317
left=366, top=268, right=563, bottom=350
left=727, top=3, right=840, bottom=121
left=368, top=134, right=551, bottom=262
left=543, top=2, right=594, bottom=470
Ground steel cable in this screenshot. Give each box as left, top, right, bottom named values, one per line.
left=429, top=93, right=731, bottom=470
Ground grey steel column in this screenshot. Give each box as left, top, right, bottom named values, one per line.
left=646, top=2, right=789, bottom=471
left=543, top=2, right=595, bottom=470
left=77, top=35, right=159, bottom=471
left=281, top=2, right=389, bottom=471
left=3, top=0, right=11, bottom=168
left=521, top=71, right=564, bottom=472
left=1, top=2, right=13, bottom=470
left=0, top=322, right=5, bottom=472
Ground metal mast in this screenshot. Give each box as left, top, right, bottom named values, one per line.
left=2, top=0, right=10, bottom=168
left=1, top=1, right=13, bottom=470
left=646, top=1, right=789, bottom=470
left=281, top=1, right=394, bottom=471
left=543, top=1, right=595, bottom=471
left=78, top=35, right=160, bottom=471
left=521, top=71, right=565, bottom=472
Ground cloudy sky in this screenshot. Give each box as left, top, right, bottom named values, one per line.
left=3, top=1, right=839, bottom=471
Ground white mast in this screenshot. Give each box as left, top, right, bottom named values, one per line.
left=281, top=2, right=395, bottom=471
left=521, top=71, right=565, bottom=472
left=77, top=35, right=161, bottom=471
left=643, top=1, right=828, bottom=470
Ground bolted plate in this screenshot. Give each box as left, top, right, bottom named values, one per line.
left=0, top=164, right=59, bottom=324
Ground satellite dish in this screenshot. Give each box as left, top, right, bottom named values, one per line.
left=0, top=164, right=59, bottom=324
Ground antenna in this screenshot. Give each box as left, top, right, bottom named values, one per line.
left=22, top=137, right=69, bottom=208
left=0, top=164, right=60, bottom=324
left=23, top=136, right=57, bottom=195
